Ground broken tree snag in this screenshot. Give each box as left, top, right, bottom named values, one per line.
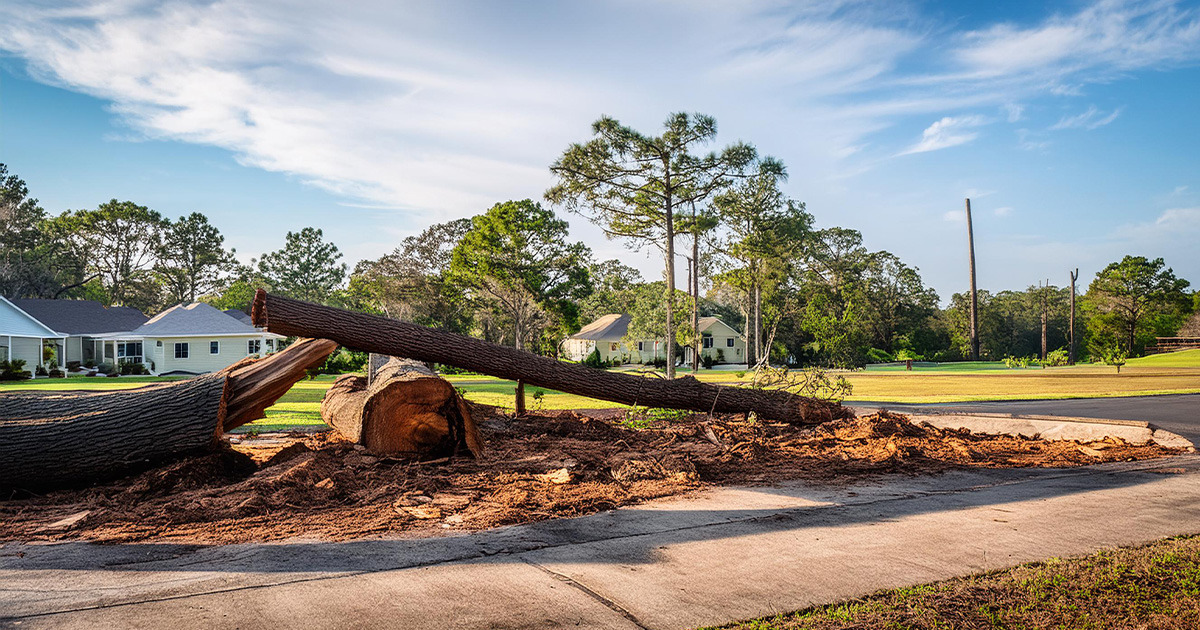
left=0, top=337, right=338, bottom=490
left=321, top=358, right=483, bottom=457
left=220, top=337, right=339, bottom=432
left=253, top=290, right=850, bottom=424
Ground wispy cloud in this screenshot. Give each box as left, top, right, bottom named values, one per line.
left=899, top=115, right=989, bottom=155
left=994, top=206, right=1014, bottom=217
left=1051, top=106, right=1123, bottom=130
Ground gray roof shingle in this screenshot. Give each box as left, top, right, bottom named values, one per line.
left=569, top=314, right=631, bottom=341
left=133, top=302, right=262, bottom=336
left=10, top=299, right=149, bottom=335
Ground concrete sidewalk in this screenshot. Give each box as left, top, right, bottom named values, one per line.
left=4, top=455, right=1200, bottom=629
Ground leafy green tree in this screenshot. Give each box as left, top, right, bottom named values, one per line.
left=0, top=164, right=88, bottom=298
left=448, top=200, right=592, bottom=353
left=350, top=218, right=472, bottom=331
left=57, top=200, right=166, bottom=306
left=1086, top=256, right=1191, bottom=355
left=257, top=227, right=347, bottom=304
left=860, top=252, right=939, bottom=353
left=547, top=112, right=775, bottom=378
left=156, top=212, right=234, bottom=304
left=714, top=170, right=812, bottom=366
left=623, top=281, right=691, bottom=362
left=578, top=259, right=643, bottom=323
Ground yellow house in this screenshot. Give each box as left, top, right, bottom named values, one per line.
left=565, top=313, right=746, bottom=365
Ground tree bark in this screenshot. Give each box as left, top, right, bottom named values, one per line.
left=664, top=187, right=676, bottom=379
left=321, top=358, right=482, bottom=457
left=253, top=290, right=849, bottom=425
left=0, top=338, right=336, bottom=490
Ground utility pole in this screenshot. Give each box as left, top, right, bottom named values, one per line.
left=1039, top=279, right=1049, bottom=361
left=1069, top=268, right=1079, bottom=365
left=966, top=198, right=980, bottom=361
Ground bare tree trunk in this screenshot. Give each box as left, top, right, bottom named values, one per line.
left=665, top=193, right=676, bottom=379
left=0, top=338, right=336, bottom=490
left=1069, top=268, right=1079, bottom=365
left=253, top=291, right=849, bottom=425
left=966, top=198, right=980, bottom=361
left=514, top=322, right=526, bottom=414
left=322, top=358, right=482, bottom=457
left=754, top=283, right=762, bottom=364
left=692, top=226, right=701, bottom=372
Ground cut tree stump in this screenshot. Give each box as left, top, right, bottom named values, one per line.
left=253, top=290, right=850, bottom=424
left=321, top=357, right=482, bottom=457
left=0, top=337, right=337, bottom=490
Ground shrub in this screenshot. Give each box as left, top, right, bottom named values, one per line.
left=649, top=357, right=668, bottom=368
left=735, top=370, right=746, bottom=379
left=35, top=365, right=47, bottom=377
left=894, top=348, right=923, bottom=361
left=582, top=348, right=605, bottom=369
left=0, top=359, right=32, bottom=381
left=866, top=348, right=893, bottom=363
left=315, top=349, right=369, bottom=374
left=66, top=361, right=81, bottom=371
left=97, top=362, right=115, bottom=375
left=1044, top=348, right=1070, bottom=367
left=48, top=368, right=65, bottom=378
left=716, top=349, right=725, bottom=364
left=1002, top=355, right=1032, bottom=369
left=83, top=360, right=95, bottom=369
left=701, top=354, right=715, bottom=369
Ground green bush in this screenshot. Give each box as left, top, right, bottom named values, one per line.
left=83, top=360, right=95, bottom=369
left=35, top=365, right=47, bottom=377
left=1044, top=348, right=1070, bottom=367
left=97, top=362, right=116, bottom=375
left=315, top=349, right=369, bottom=374
left=701, top=354, right=715, bottom=369
left=582, top=348, right=605, bottom=369
left=715, top=349, right=725, bottom=364
left=866, top=348, right=893, bottom=363
left=0, top=359, right=32, bottom=381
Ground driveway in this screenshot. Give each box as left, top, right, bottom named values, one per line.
left=853, top=393, right=1200, bottom=442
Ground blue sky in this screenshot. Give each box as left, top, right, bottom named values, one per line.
left=1, top=0, right=1198, bottom=303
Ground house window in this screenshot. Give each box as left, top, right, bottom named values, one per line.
left=266, top=339, right=274, bottom=350
left=610, top=342, right=618, bottom=351
left=174, top=343, right=189, bottom=359
left=116, top=342, right=143, bottom=364
left=210, top=341, right=220, bottom=354
left=248, top=339, right=261, bottom=354
left=703, top=336, right=714, bottom=349
left=726, top=338, right=735, bottom=347
left=637, top=341, right=644, bottom=352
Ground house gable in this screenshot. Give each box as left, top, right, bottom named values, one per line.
left=0, top=297, right=64, bottom=338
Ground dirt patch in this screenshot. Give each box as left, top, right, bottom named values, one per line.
left=0, top=409, right=1179, bottom=545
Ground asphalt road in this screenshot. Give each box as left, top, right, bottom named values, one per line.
left=853, top=393, right=1200, bottom=443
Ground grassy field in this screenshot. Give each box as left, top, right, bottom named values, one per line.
left=3, top=350, right=1197, bottom=430
left=710, top=535, right=1200, bottom=630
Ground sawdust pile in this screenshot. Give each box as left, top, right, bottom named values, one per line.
left=0, top=409, right=1178, bottom=544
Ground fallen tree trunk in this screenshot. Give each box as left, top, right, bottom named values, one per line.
left=252, top=291, right=850, bottom=424
left=322, top=358, right=483, bottom=457
left=0, top=338, right=336, bottom=490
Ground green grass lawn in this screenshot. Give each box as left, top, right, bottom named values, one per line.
left=4, top=350, right=1198, bottom=431
left=709, top=535, right=1200, bottom=630
left=1128, top=348, right=1200, bottom=367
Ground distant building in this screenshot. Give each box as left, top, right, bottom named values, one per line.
left=564, top=313, right=746, bottom=365
left=0, top=298, right=281, bottom=375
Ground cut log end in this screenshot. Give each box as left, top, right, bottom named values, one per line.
left=322, top=358, right=482, bottom=458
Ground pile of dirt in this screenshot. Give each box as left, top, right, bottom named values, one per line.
left=0, top=409, right=1179, bottom=544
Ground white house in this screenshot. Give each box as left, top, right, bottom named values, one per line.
left=117, top=302, right=283, bottom=375
left=0, top=296, right=66, bottom=370
left=0, top=298, right=282, bottom=375
left=9, top=298, right=149, bottom=367
left=565, top=313, right=746, bottom=365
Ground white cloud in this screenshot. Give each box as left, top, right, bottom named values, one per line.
left=1002, top=102, right=1024, bottom=122
left=1051, top=106, right=1123, bottom=130
left=994, top=206, right=1013, bottom=217
left=899, top=115, right=989, bottom=155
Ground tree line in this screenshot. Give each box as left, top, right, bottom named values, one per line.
left=2, top=113, right=1196, bottom=369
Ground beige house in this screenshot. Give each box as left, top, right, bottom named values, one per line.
left=113, top=302, right=284, bottom=375
left=1, top=298, right=281, bottom=376
left=682, top=317, right=747, bottom=365
left=565, top=313, right=746, bottom=365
